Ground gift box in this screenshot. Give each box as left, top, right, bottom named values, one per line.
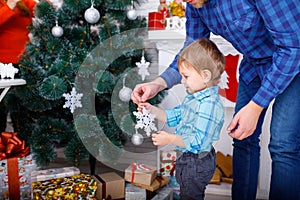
left=0, top=132, right=31, bottom=200
left=124, top=163, right=157, bottom=186
left=0, top=185, right=31, bottom=200
left=148, top=12, right=166, bottom=30
left=0, top=154, right=37, bottom=200
left=94, top=172, right=125, bottom=199
left=151, top=187, right=173, bottom=200
left=160, top=150, right=177, bottom=162
left=130, top=175, right=170, bottom=192
left=125, top=183, right=146, bottom=200
left=31, top=166, right=80, bottom=182
left=160, top=162, right=175, bottom=177
left=167, top=176, right=180, bottom=200
left=209, top=167, right=222, bottom=185
left=32, top=174, right=97, bottom=199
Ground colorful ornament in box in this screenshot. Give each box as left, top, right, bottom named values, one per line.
left=32, top=174, right=97, bottom=199
left=0, top=132, right=32, bottom=200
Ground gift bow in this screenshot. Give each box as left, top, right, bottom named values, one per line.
left=0, top=132, right=30, bottom=160
left=131, top=163, right=154, bottom=182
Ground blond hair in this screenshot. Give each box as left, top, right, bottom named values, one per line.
left=178, top=38, right=225, bottom=84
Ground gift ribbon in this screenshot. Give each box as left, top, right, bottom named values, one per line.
left=131, top=163, right=137, bottom=182
left=0, top=132, right=29, bottom=160
left=0, top=132, right=30, bottom=200
left=131, top=163, right=154, bottom=182
left=95, top=174, right=106, bottom=199
left=149, top=19, right=166, bottom=24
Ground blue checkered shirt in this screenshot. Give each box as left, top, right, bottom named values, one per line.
left=165, top=86, right=224, bottom=153
left=160, top=0, right=300, bottom=108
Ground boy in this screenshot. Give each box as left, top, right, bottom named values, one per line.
left=138, top=38, right=225, bottom=200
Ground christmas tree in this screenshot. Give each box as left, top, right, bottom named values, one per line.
left=6, top=0, right=165, bottom=168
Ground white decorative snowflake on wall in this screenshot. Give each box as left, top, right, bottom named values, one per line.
left=63, top=87, right=83, bottom=113
left=133, top=107, right=157, bottom=136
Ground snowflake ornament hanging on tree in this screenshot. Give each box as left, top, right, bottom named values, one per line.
left=133, top=107, right=157, bottom=136
left=136, top=52, right=150, bottom=81
left=63, top=87, right=83, bottom=113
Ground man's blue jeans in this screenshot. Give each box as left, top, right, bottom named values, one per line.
left=232, top=74, right=300, bottom=200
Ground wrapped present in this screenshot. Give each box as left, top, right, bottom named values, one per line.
left=216, top=151, right=232, bottom=178
left=31, top=166, right=80, bottom=182
left=151, top=187, right=173, bottom=200
left=160, top=150, right=177, bottom=162
left=160, top=162, right=175, bottom=176
left=0, top=185, right=31, bottom=200
left=32, top=174, right=97, bottom=199
left=0, top=132, right=30, bottom=200
left=124, top=163, right=156, bottom=186
left=94, top=172, right=125, bottom=199
left=131, top=175, right=170, bottom=192
left=125, top=183, right=146, bottom=200
left=168, top=176, right=180, bottom=200
left=148, top=12, right=166, bottom=30
left=209, top=167, right=222, bottom=185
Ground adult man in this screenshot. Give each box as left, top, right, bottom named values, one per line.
left=131, top=0, right=300, bottom=199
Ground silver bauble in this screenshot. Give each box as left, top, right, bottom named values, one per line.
left=127, top=9, right=137, bottom=20
left=119, top=86, right=133, bottom=102
left=131, top=133, right=144, bottom=145
left=84, top=6, right=100, bottom=24
left=51, top=25, right=64, bottom=37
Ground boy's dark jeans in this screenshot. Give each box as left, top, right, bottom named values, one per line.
left=175, top=148, right=216, bottom=200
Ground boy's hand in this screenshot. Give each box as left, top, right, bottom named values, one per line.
left=152, top=131, right=171, bottom=146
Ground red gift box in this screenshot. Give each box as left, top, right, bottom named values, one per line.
left=0, top=132, right=30, bottom=200
left=148, top=12, right=166, bottom=30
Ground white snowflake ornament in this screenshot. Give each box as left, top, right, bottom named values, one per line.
left=0, top=62, right=18, bottom=79
left=133, top=106, right=157, bottom=136
left=63, top=87, right=83, bottom=113
left=136, top=52, right=150, bottom=81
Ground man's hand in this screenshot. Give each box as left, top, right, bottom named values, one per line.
left=228, top=101, right=264, bottom=140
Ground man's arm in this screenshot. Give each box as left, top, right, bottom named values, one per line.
left=160, top=3, right=210, bottom=89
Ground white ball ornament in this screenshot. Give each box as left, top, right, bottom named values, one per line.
left=127, top=9, right=137, bottom=20
left=51, top=25, right=64, bottom=37
left=131, top=133, right=144, bottom=145
left=119, top=86, right=133, bottom=102
left=84, top=6, right=100, bottom=24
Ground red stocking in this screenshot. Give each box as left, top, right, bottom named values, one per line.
left=218, top=54, right=239, bottom=103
